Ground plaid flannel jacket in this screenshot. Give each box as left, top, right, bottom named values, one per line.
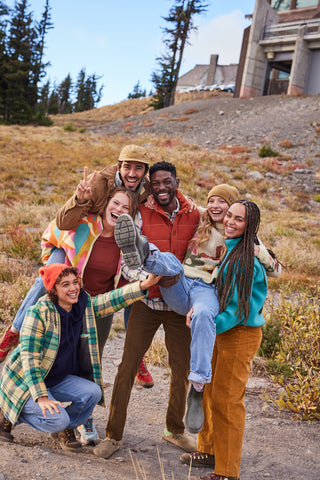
left=0, top=281, right=146, bottom=425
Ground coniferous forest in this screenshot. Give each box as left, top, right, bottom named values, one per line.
left=0, top=0, right=103, bottom=125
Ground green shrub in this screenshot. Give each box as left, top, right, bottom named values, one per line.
left=63, top=122, right=77, bottom=132
left=35, top=112, right=54, bottom=126
left=258, top=144, right=279, bottom=158
left=262, top=289, right=320, bottom=420
left=258, top=316, right=282, bottom=358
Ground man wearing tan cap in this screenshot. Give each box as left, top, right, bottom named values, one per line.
left=55, top=144, right=152, bottom=231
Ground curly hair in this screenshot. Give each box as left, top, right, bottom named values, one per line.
left=216, top=200, right=263, bottom=324
left=149, top=161, right=177, bottom=179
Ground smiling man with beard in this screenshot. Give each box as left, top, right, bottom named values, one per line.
left=55, top=144, right=152, bottom=231
left=94, top=161, right=201, bottom=459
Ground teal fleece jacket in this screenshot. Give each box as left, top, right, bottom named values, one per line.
left=215, top=237, right=268, bottom=335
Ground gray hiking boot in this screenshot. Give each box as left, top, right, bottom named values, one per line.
left=114, top=214, right=149, bottom=269
left=185, top=385, right=204, bottom=434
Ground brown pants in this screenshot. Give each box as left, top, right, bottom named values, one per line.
left=198, top=325, right=262, bottom=478
left=105, top=301, right=191, bottom=441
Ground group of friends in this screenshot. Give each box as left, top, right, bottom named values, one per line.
left=0, top=144, right=281, bottom=480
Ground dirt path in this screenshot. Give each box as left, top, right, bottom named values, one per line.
left=1, top=313, right=319, bottom=480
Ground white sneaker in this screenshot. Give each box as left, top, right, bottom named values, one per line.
left=77, top=416, right=99, bottom=445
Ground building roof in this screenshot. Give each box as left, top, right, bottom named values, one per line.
left=177, top=65, right=209, bottom=87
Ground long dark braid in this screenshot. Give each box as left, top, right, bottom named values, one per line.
left=216, top=200, right=261, bottom=324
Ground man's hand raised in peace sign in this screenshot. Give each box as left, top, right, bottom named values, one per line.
left=76, top=167, right=97, bottom=204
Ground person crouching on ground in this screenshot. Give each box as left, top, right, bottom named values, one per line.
left=0, top=263, right=159, bottom=452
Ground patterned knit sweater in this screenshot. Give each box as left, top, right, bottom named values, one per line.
left=183, top=222, right=225, bottom=284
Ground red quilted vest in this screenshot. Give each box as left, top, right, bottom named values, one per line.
left=140, top=190, right=200, bottom=298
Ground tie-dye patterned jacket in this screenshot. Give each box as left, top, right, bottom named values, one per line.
left=41, top=214, right=121, bottom=288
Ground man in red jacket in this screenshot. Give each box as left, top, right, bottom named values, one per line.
left=94, top=161, right=200, bottom=459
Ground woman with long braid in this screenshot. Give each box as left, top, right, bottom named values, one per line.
left=182, top=200, right=271, bottom=480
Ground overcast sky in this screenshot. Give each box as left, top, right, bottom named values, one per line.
left=6, top=0, right=255, bottom=106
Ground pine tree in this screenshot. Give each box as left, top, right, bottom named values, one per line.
left=150, top=0, right=208, bottom=109
left=0, top=1, right=9, bottom=119
left=57, top=73, right=72, bottom=113
left=5, top=0, right=37, bottom=123
left=74, top=67, right=86, bottom=112
left=0, top=0, right=52, bottom=124
left=47, top=81, right=59, bottom=114
left=38, top=78, right=50, bottom=114
left=74, top=68, right=103, bottom=112
left=32, top=0, right=52, bottom=110
left=128, top=81, right=146, bottom=99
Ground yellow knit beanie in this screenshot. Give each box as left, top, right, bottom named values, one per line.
left=207, top=184, right=239, bottom=206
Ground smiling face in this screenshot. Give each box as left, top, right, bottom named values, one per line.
left=103, top=191, right=131, bottom=232
left=54, top=273, right=80, bottom=311
left=207, top=195, right=230, bottom=224
left=150, top=170, right=179, bottom=213
left=223, top=203, right=247, bottom=238
left=118, top=161, right=147, bottom=191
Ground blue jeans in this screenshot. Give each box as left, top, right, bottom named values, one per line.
left=123, top=306, right=131, bottom=329
left=18, top=374, right=102, bottom=433
left=13, top=248, right=66, bottom=331
left=144, top=244, right=219, bottom=383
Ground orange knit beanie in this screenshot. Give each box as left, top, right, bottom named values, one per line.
left=39, top=263, right=69, bottom=291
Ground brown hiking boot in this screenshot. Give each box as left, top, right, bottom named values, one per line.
left=0, top=326, right=19, bottom=362
left=200, top=473, right=239, bottom=480
left=180, top=451, right=215, bottom=468
left=52, top=428, right=82, bottom=452
left=0, top=409, right=13, bottom=443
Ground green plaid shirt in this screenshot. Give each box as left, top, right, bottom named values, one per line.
left=0, top=281, right=146, bottom=425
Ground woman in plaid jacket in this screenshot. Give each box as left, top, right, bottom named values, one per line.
left=0, top=263, right=158, bottom=452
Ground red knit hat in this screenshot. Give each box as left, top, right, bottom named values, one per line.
left=39, top=263, right=69, bottom=291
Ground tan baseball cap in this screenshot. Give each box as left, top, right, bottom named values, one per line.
left=118, top=144, right=149, bottom=164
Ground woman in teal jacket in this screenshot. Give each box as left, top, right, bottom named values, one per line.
left=184, top=200, right=269, bottom=480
